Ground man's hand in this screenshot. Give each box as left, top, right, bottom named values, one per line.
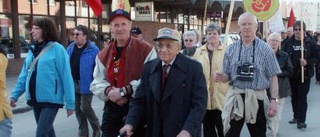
left=267, top=100, right=278, bottom=117
left=300, top=58, right=307, bottom=66
left=107, top=87, right=122, bottom=102
left=119, top=124, right=134, bottom=137
left=214, top=71, right=225, bottom=82
left=177, top=130, right=191, bottom=137
left=115, top=98, right=128, bottom=106
left=67, top=109, right=74, bottom=117
left=10, top=99, right=17, bottom=108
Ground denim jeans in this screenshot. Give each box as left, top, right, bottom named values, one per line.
left=33, top=107, right=59, bottom=137
left=0, top=118, right=12, bottom=137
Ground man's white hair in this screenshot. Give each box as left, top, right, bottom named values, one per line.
left=238, top=12, right=258, bottom=26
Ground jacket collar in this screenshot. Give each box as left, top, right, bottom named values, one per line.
left=150, top=53, right=187, bottom=74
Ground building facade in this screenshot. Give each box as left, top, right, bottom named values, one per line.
left=4, top=0, right=305, bottom=75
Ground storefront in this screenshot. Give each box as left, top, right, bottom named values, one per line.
left=2, top=0, right=245, bottom=75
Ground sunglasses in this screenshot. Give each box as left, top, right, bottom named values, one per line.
left=73, top=33, right=82, bottom=36
left=184, top=39, right=194, bottom=42
left=294, top=28, right=301, bottom=31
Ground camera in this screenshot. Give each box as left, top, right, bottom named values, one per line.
left=237, top=62, right=254, bottom=81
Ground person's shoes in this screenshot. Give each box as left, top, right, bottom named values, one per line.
left=297, top=123, right=307, bottom=129
left=289, top=119, right=297, bottom=124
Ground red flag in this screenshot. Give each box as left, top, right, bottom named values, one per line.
left=85, top=0, right=103, bottom=16
left=287, top=8, right=295, bottom=28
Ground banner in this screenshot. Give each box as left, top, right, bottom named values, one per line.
left=292, top=2, right=318, bottom=31
left=134, top=2, right=154, bottom=21
left=243, top=0, right=279, bottom=21
left=268, top=9, right=285, bottom=33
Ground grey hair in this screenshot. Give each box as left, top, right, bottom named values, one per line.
left=238, top=12, right=258, bottom=26
left=205, top=22, right=221, bottom=35
left=268, top=32, right=281, bottom=41
left=183, top=31, right=197, bottom=38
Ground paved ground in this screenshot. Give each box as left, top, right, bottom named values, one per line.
left=6, top=75, right=32, bottom=114
left=6, top=75, right=320, bottom=136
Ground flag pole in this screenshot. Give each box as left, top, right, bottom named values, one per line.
left=223, top=0, right=235, bottom=47
left=300, top=3, right=304, bottom=83
left=202, top=0, right=208, bottom=36
left=263, top=21, right=269, bottom=40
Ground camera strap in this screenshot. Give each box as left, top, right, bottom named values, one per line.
left=238, top=39, right=256, bottom=65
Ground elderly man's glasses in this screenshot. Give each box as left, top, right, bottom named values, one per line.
left=156, top=43, right=176, bottom=50
left=73, top=33, right=82, bottom=36
left=184, top=39, right=194, bottom=42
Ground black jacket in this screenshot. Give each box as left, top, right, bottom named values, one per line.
left=276, top=50, right=293, bottom=98
left=282, top=34, right=318, bottom=79
left=125, top=53, right=207, bottom=137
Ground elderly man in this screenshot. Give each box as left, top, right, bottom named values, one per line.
left=90, top=9, right=157, bottom=137
left=120, top=28, right=208, bottom=137
left=214, top=12, right=281, bottom=137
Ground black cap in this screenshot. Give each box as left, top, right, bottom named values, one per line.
left=131, top=26, right=142, bottom=35
left=108, top=9, right=131, bottom=24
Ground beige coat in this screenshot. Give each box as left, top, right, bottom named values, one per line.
left=0, top=54, right=13, bottom=121
left=193, top=44, right=228, bottom=110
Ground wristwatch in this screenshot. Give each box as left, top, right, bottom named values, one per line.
left=270, top=98, right=278, bottom=102
left=119, top=88, right=125, bottom=97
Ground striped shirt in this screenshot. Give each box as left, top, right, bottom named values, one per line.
left=223, top=37, right=281, bottom=90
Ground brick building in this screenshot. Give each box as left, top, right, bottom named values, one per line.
left=1, top=0, right=248, bottom=76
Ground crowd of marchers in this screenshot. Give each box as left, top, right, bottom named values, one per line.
left=1, top=9, right=320, bottom=137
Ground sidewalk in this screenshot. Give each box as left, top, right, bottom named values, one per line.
left=6, top=75, right=32, bottom=114
left=6, top=75, right=320, bottom=137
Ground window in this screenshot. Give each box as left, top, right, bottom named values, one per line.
left=28, top=0, right=38, bottom=4
left=48, top=0, right=55, bottom=6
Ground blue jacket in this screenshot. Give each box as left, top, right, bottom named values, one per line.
left=11, top=41, right=75, bottom=110
left=66, top=41, right=99, bottom=94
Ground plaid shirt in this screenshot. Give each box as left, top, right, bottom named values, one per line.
left=223, top=37, right=281, bottom=90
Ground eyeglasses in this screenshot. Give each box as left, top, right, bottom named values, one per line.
left=155, top=43, right=176, bottom=51
left=269, top=39, right=280, bottom=42
left=73, top=33, right=82, bottom=36
left=32, top=27, right=41, bottom=30
left=294, top=28, right=301, bottom=31
left=184, top=39, right=194, bottom=42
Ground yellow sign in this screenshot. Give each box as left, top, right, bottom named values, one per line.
left=243, top=0, right=279, bottom=21
left=111, top=0, right=131, bottom=12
